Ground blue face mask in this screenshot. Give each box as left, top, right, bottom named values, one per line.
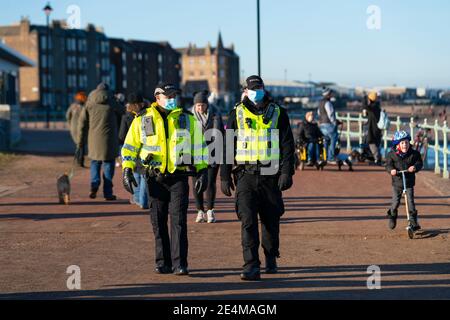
left=248, top=89, right=265, bottom=104
left=164, top=98, right=178, bottom=111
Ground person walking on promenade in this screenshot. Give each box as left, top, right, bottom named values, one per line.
left=363, top=92, right=383, bottom=165
left=78, top=82, right=124, bottom=201
left=118, top=92, right=149, bottom=209
left=318, top=88, right=338, bottom=164
left=191, top=90, right=225, bottom=224
left=67, top=92, right=87, bottom=167
left=121, top=83, right=208, bottom=276
left=220, top=75, right=295, bottom=281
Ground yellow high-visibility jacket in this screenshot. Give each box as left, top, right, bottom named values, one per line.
left=122, top=103, right=208, bottom=174
left=235, top=103, right=281, bottom=163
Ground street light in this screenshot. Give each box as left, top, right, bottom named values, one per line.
left=257, top=0, right=261, bottom=76
left=43, top=2, right=53, bottom=129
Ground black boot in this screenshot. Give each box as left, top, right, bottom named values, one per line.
left=265, top=256, right=278, bottom=274
left=387, top=209, right=398, bottom=230
left=410, top=211, right=421, bottom=231
left=89, top=188, right=98, bottom=199
left=240, top=268, right=261, bottom=281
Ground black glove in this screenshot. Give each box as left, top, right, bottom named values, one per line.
left=123, top=168, right=138, bottom=195
left=221, top=178, right=235, bottom=197
left=278, top=174, right=293, bottom=192
left=195, top=169, right=208, bottom=195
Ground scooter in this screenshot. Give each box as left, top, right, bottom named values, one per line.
left=398, top=170, right=416, bottom=240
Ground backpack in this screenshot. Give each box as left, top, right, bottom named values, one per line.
left=377, top=110, right=390, bottom=130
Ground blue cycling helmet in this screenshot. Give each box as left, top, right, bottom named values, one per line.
left=392, top=130, right=411, bottom=146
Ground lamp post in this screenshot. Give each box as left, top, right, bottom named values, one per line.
left=43, top=2, right=53, bottom=129
left=257, top=0, right=261, bottom=76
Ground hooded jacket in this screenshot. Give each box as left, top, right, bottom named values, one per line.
left=78, top=85, right=124, bottom=161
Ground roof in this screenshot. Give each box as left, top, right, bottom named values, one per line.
left=0, top=42, right=35, bottom=67
left=177, top=46, right=237, bottom=57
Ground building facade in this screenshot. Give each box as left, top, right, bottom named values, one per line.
left=0, top=18, right=110, bottom=110
left=0, top=42, right=34, bottom=150
left=110, top=39, right=181, bottom=98
left=177, top=33, right=240, bottom=108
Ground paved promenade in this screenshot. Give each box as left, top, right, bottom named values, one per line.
left=0, top=129, right=449, bottom=299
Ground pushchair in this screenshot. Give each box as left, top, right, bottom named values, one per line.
left=295, top=137, right=327, bottom=171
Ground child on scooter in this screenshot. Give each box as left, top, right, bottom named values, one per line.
left=385, top=131, right=423, bottom=231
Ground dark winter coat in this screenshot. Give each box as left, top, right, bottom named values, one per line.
left=118, top=104, right=147, bottom=145
left=78, top=85, right=124, bottom=161
left=363, top=100, right=382, bottom=145
left=385, top=148, right=423, bottom=189
left=298, top=121, right=323, bottom=144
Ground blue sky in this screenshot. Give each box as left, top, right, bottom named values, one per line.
left=2, top=0, right=450, bottom=88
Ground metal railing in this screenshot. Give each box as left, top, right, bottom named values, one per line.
left=336, top=112, right=450, bottom=179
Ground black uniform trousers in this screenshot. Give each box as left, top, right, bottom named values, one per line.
left=235, top=172, right=285, bottom=272
left=147, top=175, right=189, bottom=269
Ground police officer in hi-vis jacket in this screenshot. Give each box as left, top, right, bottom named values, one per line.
left=221, top=75, right=296, bottom=281
left=122, top=83, right=208, bottom=276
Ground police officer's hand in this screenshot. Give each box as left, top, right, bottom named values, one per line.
left=195, top=169, right=208, bottom=194
left=278, top=174, right=293, bottom=192
left=123, top=168, right=138, bottom=195
left=221, top=179, right=235, bottom=197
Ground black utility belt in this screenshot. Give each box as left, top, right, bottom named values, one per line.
left=235, top=165, right=278, bottom=175
left=147, top=168, right=196, bottom=180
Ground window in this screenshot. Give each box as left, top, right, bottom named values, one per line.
left=122, top=80, right=127, bottom=89
left=78, top=57, right=87, bottom=70
left=158, top=54, right=163, bottom=64
left=41, top=55, right=47, bottom=68
left=40, top=36, right=47, bottom=50
left=122, top=52, right=126, bottom=62
left=78, top=39, right=87, bottom=52
left=66, top=38, right=76, bottom=51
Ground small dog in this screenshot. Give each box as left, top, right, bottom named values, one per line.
left=57, top=173, right=71, bottom=205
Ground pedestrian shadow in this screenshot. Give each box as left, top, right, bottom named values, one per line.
left=0, top=200, right=130, bottom=207
left=280, top=214, right=450, bottom=225
left=414, top=228, right=450, bottom=239
left=0, top=211, right=147, bottom=221
left=1, top=262, right=449, bottom=300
